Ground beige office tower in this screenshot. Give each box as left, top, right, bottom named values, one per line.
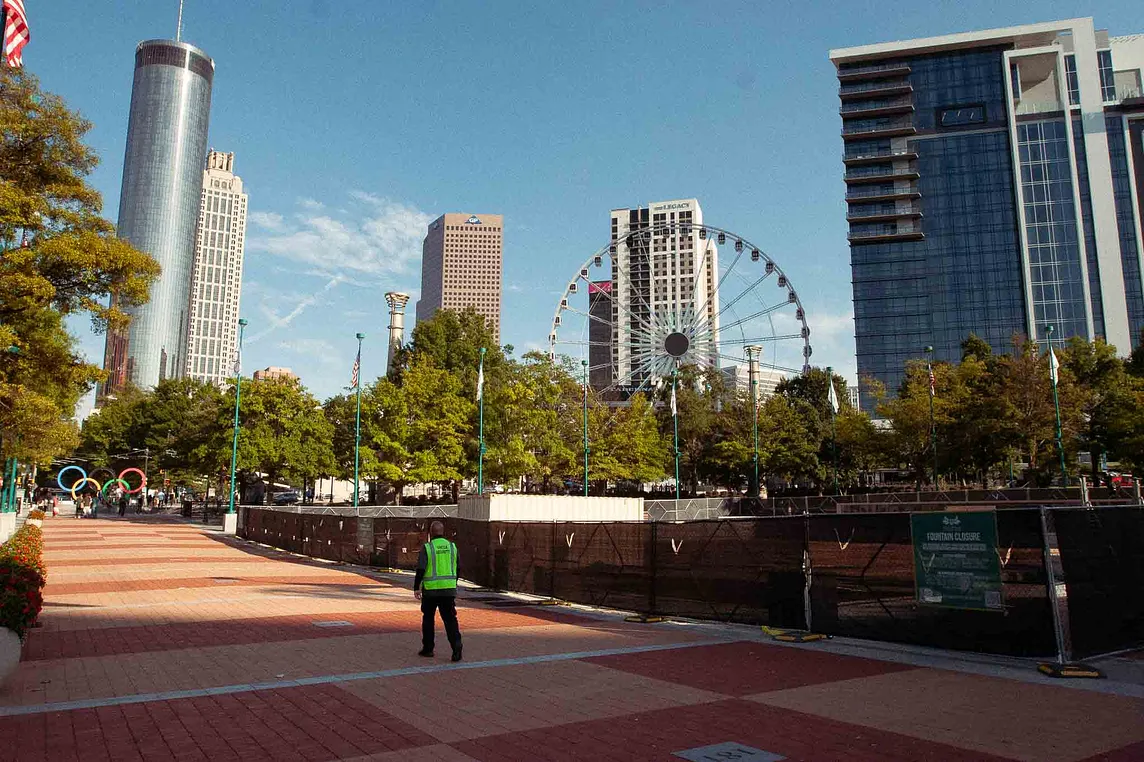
left=609, top=199, right=719, bottom=388
left=415, top=213, right=503, bottom=340
left=185, top=150, right=247, bottom=384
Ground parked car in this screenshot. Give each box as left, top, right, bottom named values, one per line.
left=272, top=490, right=301, bottom=505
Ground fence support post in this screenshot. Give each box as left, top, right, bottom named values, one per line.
left=649, top=520, right=658, bottom=617
left=549, top=520, right=557, bottom=600
left=1036, top=508, right=1101, bottom=677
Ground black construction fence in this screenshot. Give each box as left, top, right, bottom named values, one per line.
left=238, top=504, right=1144, bottom=660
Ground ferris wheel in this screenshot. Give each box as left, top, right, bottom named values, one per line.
left=548, top=222, right=812, bottom=399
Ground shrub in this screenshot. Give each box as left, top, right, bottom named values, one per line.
left=0, top=559, right=44, bottom=638
left=26, top=509, right=45, bottom=521
left=0, top=524, right=46, bottom=638
left=0, top=525, right=45, bottom=578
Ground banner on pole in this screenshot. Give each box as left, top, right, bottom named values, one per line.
left=911, top=510, right=1004, bottom=611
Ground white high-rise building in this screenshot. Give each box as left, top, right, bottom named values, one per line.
left=608, top=199, right=719, bottom=388
left=185, top=150, right=247, bottom=385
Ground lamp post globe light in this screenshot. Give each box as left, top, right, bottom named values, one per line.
left=226, top=318, right=248, bottom=528
left=924, top=345, right=936, bottom=487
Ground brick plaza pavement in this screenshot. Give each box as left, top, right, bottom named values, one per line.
left=1, top=516, right=1142, bottom=761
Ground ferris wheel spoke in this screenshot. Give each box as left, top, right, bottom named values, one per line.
left=716, top=300, right=794, bottom=335
left=702, top=271, right=775, bottom=329
left=716, top=333, right=803, bottom=346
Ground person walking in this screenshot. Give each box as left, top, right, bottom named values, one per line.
left=413, top=520, right=463, bottom=662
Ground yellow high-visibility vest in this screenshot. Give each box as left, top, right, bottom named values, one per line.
left=422, top=537, right=458, bottom=591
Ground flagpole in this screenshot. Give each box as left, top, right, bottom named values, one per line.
left=672, top=367, right=680, bottom=501
left=353, top=332, right=365, bottom=510
left=227, top=318, right=248, bottom=515
left=924, top=345, right=937, bottom=488
left=477, top=347, right=486, bottom=495
left=582, top=359, right=589, bottom=498
left=1046, top=326, right=1068, bottom=486
left=827, top=366, right=838, bottom=494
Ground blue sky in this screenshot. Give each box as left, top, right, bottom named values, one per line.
left=25, top=0, right=1142, bottom=412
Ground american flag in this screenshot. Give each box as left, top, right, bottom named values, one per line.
left=351, top=349, right=360, bottom=389
left=928, top=363, right=936, bottom=398
left=3, top=0, right=29, bottom=68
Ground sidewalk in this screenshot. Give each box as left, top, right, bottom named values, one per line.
left=0, top=516, right=1141, bottom=761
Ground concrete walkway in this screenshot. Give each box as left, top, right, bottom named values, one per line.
left=1, top=516, right=1141, bottom=761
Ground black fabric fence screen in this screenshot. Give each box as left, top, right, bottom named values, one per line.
left=239, top=505, right=1144, bottom=659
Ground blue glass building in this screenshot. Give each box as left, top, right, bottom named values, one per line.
left=103, top=40, right=214, bottom=392
left=831, top=19, right=1144, bottom=404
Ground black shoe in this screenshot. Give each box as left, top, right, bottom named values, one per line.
left=418, top=649, right=434, bottom=658
left=451, top=644, right=463, bottom=662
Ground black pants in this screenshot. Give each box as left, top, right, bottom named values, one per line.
left=421, top=596, right=462, bottom=652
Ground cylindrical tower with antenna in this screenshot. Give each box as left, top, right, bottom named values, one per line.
left=384, top=292, right=411, bottom=376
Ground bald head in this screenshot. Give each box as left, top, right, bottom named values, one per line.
left=430, top=520, right=445, bottom=538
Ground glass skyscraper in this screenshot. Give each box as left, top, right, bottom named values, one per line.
left=102, top=39, right=214, bottom=393
left=831, top=19, right=1144, bottom=404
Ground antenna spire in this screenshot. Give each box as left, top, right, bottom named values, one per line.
left=176, top=0, right=184, bottom=42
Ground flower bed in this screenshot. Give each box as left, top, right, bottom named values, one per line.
left=26, top=509, right=44, bottom=521
left=0, top=525, right=46, bottom=638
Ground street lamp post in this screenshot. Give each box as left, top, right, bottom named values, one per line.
left=1046, top=325, right=1068, bottom=486
left=227, top=318, right=248, bottom=517
left=924, top=345, right=937, bottom=488
left=477, top=347, right=486, bottom=495
left=827, top=366, right=838, bottom=494
left=672, top=368, right=680, bottom=501
left=353, top=333, right=365, bottom=510
left=745, top=346, right=761, bottom=498
left=581, top=360, right=589, bottom=497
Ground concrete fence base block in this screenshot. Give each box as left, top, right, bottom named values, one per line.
left=0, top=512, right=14, bottom=544
left=222, top=512, right=238, bottom=536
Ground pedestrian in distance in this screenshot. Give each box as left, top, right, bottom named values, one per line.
left=118, top=492, right=127, bottom=517
left=413, top=520, right=463, bottom=662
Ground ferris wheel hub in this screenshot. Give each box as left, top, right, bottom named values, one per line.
left=664, top=331, right=690, bottom=358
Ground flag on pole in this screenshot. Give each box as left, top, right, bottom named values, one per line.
left=827, top=380, right=838, bottom=414
left=3, top=0, right=29, bottom=68
left=928, top=364, right=936, bottom=398
left=1049, top=347, right=1060, bottom=384
left=670, top=383, right=677, bottom=417
left=232, top=350, right=241, bottom=377
left=350, top=348, right=360, bottom=388
left=476, top=361, right=484, bottom=402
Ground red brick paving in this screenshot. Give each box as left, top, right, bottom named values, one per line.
left=47, top=556, right=279, bottom=569
left=45, top=573, right=342, bottom=596
left=452, top=698, right=1014, bottom=762
left=586, top=639, right=917, bottom=696
left=0, top=684, right=434, bottom=762
left=24, top=605, right=593, bottom=661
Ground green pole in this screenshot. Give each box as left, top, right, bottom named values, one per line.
left=227, top=318, right=247, bottom=514
left=582, top=359, right=589, bottom=497
left=478, top=347, right=486, bottom=495
left=672, top=368, right=680, bottom=501
left=1, top=457, right=11, bottom=513
left=925, top=346, right=937, bottom=488
left=752, top=378, right=759, bottom=498
left=1046, top=325, right=1068, bottom=486
left=353, top=332, right=365, bottom=509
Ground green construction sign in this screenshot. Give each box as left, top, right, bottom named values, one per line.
left=911, top=510, right=1004, bottom=611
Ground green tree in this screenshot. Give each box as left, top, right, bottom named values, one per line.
left=232, top=377, right=336, bottom=502
left=0, top=66, right=158, bottom=464
left=401, top=359, right=472, bottom=490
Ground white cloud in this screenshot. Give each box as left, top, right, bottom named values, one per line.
left=299, top=198, right=324, bottom=211
left=247, top=275, right=344, bottom=343
left=279, top=338, right=337, bottom=356
left=248, top=193, right=432, bottom=278
left=249, top=211, right=285, bottom=231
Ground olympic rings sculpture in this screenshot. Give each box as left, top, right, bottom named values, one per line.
left=56, top=466, right=147, bottom=500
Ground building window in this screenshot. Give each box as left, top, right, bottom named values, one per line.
left=938, top=105, right=986, bottom=128
left=1097, top=50, right=1115, bottom=101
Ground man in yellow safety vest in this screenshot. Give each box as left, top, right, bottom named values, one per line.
left=414, top=520, right=463, bottom=661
